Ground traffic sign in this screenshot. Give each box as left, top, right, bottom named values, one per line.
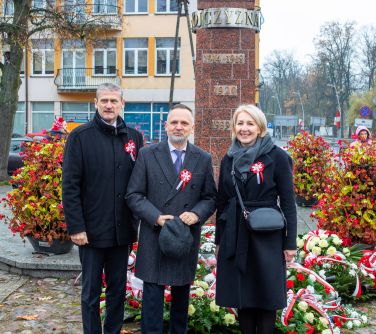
left=267, top=122, right=273, bottom=129
left=359, top=105, right=372, bottom=117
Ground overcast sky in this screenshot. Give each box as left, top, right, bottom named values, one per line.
left=259, top=0, right=376, bottom=66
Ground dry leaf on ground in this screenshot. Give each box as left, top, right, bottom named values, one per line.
left=16, top=314, right=39, bottom=321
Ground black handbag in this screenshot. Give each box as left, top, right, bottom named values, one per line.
left=231, top=162, right=285, bottom=232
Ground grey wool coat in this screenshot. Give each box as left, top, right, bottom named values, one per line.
left=125, top=140, right=217, bottom=286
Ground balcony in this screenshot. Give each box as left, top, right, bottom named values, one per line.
left=54, top=68, right=121, bottom=92
left=61, top=4, right=122, bottom=31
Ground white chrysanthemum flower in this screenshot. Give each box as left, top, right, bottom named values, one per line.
left=320, top=233, right=329, bottom=239
left=312, top=246, right=322, bottom=255
left=319, top=270, right=326, bottom=279
left=194, top=287, right=205, bottom=297
left=326, top=246, right=336, bottom=256
left=319, top=317, right=329, bottom=327
left=303, top=234, right=310, bottom=240
left=306, top=285, right=315, bottom=294
left=188, top=304, right=196, bottom=316
left=297, top=238, right=304, bottom=248
left=319, top=239, right=329, bottom=248
left=350, top=263, right=358, bottom=270
left=332, top=237, right=342, bottom=245
left=349, top=269, right=356, bottom=277
left=308, top=274, right=316, bottom=282
left=342, top=247, right=350, bottom=256
left=299, top=250, right=307, bottom=258
left=369, top=274, right=375, bottom=279
left=209, top=300, right=220, bottom=312
left=346, top=321, right=353, bottom=329
left=224, top=313, right=236, bottom=326
left=200, top=242, right=216, bottom=253
left=353, top=320, right=361, bottom=327
left=361, top=315, right=368, bottom=323
left=323, top=263, right=331, bottom=269
left=298, top=301, right=308, bottom=312
left=312, top=236, right=320, bottom=244
left=286, top=270, right=291, bottom=276
left=333, top=327, right=341, bottom=334
left=304, top=312, right=314, bottom=323
left=322, top=330, right=331, bottom=334
left=350, top=311, right=359, bottom=318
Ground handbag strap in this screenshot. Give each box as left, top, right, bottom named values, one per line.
left=231, top=160, right=286, bottom=223
left=231, top=160, right=249, bottom=220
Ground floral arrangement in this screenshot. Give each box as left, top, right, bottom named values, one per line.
left=0, top=135, right=68, bottom=243
left=295, top=230, right=376, bottom=302
left=98, top=227, right=375, bottom=333
left=312, top=139, right=376, bottom=244
left=287, top=131, right=336, bottom=202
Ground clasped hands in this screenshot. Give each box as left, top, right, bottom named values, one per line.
left=156, top=212, right=199, bottom=227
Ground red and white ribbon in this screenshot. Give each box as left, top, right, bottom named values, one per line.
left=124, top=139, right=136, bottom=161
left=176, top=169, right=192, bottom=191
left=250, top=161, right=264, bottom=184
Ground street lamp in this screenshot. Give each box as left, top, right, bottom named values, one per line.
left=327, top=83, right=343, bottom=138
left=293, top=91, right=305, bottom=130
left=271, top=95, right=282, bottom=115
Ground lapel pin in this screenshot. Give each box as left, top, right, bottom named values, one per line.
left=176, top=169, right=192, bottom=191
left=251, top=161, right=264, bottom=184
left=124, top=140, right=136, bottom=161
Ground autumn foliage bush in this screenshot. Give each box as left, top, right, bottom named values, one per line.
left=0, top=135, right=68, bottom=243
left=288, top=131, right=336, bottom=201
left=312, top=140, right=376, bottom=244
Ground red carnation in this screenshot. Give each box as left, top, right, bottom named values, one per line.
left=305, top=323, right=314, bottom=334
left=286, top=279, right=295, bottom=289
left=165, top=294, right=172, bottom=302
left=296, top=273, right=305, bottom=281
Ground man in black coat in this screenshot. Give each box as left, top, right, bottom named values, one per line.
left=62, top=83, right=143, bottom=334
left=126, top=104, right=217, bottom=334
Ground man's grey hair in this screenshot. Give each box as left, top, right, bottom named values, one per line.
left=96, top=83, right=124, bottom=99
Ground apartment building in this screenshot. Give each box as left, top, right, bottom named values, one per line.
left=1, top=0, right=196, bottom=143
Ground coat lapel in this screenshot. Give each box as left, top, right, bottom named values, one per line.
left=154, top=141, right=176, bottom=187
left=164, top=143, right=200, bottom=204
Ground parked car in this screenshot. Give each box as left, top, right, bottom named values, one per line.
left=7, top=137, right=33, bottom=176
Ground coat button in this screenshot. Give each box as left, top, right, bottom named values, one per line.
left=117, top=194, right=122, bottom=198
left=159, top=180, right=164, bottom=184
left=164, top=203, right=169, bottom=207
left=184, top=204, right=189, bottom=208
left=117, top=164, right=121, bottom=169
left=191, top=184, right=196, bottom=189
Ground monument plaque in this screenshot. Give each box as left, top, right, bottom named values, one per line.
left=194, top=0, right=260, bottom=173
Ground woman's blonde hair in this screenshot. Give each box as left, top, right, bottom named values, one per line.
left=231, top=104, right=268, bottom=140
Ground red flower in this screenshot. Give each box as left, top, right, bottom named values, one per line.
left=165, top=294, right=172, bottom=302
left=324, top=286, right=331, bottom=294
left=333, top=317, right=343, bottom=327
left=286, top=279, right=295, bottom=289
left=128, top=299, right=140, bottom=309
left=296, top=273, right=305, bottom=281
left=305, top=323, right=314, bottom=334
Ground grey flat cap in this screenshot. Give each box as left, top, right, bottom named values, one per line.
left=159, top=217, right=193, bottom=259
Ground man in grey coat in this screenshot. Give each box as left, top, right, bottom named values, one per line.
left=126, top=104, right=217, bottom=334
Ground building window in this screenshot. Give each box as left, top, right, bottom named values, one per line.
left=62, top=102, right=96, bottom=123
left=124, top=103, right=169, bottom=142
left=31, top=39, right=54, bottom=76
left=156, top=0, right=177, bottom=13
left=155, top=38, right=180, bottom=76
left=124, top=0, right=147, bottom=13
left=32, top=102, right=54, bottom=132
left=93, top=0, right=117, bottom=14
left=124, top=38, right=148, bottom=75
left=93, top=40, right=116, bottom=75
left=3, top=0, right=14, bottom=15
left=13, top=103, right=25, bottom=136
left=32, top=0, right=55, bottom=10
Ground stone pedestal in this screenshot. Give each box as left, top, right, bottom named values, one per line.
left=194, top=1, right=258, bottom=175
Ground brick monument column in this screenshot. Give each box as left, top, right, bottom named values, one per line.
left=193, top=1, right=261, bottom=175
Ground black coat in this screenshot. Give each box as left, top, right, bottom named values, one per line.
left=62, top=112, right=143, bottom=248
left=215, top=146, right=297, bottom=310
left=126, top=141, right=217, bottom=285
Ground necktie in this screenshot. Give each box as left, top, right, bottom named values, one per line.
left=174, top=150, right=183, bottom=174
